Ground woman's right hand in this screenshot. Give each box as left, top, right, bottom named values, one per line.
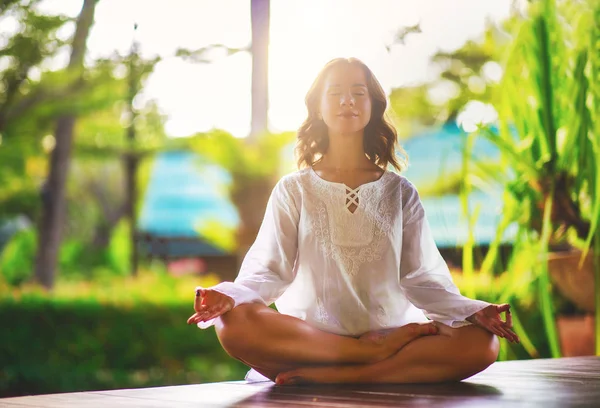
left=187, top=287, right=235, bottom=325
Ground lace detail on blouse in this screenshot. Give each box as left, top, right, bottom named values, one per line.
left=315, top=297, right=329, bottom=322
left=306, top=170, right=395, bottom=278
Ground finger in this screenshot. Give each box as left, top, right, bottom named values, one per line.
left=194, top=288, right=204, bottom=312
left=479, top=321, right=501, bottom=337
left=498, top=324, right=518, bottom=343
left=204, top=304, right=231, bottom=322
left=204, top=305, right=227, bottom=321
left=505, top=330, right=519, bottom=344
left=200, top=307, right=215, bottom=318
left=494, top=329, right=505, bottom=339
left=497, top=326, right=513, bottom=341
left=187, top=312, right=202, bottom=325
left=502, top=326, right=520, bottom=343
left=202, top=314, right=219, bottom=322
left=488, top=323, right=505, bottom=338
left=191, top=310, right=212, bottom=324
left=505, top=308, right=513, bottom=328
left=187, top=314, right=196, bottom=325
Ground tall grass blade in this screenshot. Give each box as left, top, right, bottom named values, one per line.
left=538, top=190, right=561, bottom=357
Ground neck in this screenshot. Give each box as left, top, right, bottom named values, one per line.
left=320, top=130, right=372, bottom=170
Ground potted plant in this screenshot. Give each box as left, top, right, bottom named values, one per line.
left=461, top=0, right=600, bottom=357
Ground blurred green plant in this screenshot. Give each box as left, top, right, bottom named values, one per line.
left=0, top=229, right=36, bottom=286
left=388, top=12, right=518, bottom=138
left=195, top=220, right=237, bottom=254
left=461, top=0, right=600, bottom=357
left=0, top=271, right=245, bottom=398
left=190, top=130, right=295, bottom=255
left=1, top=217, right=137, bottom=286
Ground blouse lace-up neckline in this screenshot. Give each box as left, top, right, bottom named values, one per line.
left=309, top=167, right=388, bottom=214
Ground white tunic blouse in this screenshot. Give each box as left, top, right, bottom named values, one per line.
left=198, top=167, right=490, bottom=335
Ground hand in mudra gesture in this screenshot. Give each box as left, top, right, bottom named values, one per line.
left=467, top=303, right=520, bottom=343
left=187, top=288, right=234, bottom=325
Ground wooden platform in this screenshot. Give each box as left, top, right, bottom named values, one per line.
left=2, top=357, right=599, bottom=407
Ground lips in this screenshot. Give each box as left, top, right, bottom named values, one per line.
left=338, top=112, right=358, bottom=118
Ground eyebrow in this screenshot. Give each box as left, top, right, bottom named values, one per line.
left=327, top=84, right=368, bottom=88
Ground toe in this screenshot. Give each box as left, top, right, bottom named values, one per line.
left=424, top=322, right=439, bottom=335
left=276, top=371, right=298, bottom=385
left=410, top=322, right=437, bottom=336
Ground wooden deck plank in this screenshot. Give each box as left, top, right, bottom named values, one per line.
left=2, top=357, right=599, bottom=407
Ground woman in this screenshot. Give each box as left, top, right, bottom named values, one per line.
left=187, top=57, right=519, bottom=386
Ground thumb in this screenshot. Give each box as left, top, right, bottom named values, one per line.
left=194, top=287, right=206, bottom=311
left=496, top=303, right=511, bottom=313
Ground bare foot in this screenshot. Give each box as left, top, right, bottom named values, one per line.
left=275, top=365, right=359, bottom=385
left=274, top=323, right=440, bottom=386
left=359, top=322, right=438, bottom=362
left=382, top=322, right=438, bottom=354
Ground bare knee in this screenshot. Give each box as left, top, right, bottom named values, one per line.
left=460, top=325, right=499, bottom=376
left=474, top=326, right=500, bottom=366
left=215, top=303, right=267, bottom=358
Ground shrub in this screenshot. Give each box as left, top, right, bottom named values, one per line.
left=0, top=273, right=248, bottom=397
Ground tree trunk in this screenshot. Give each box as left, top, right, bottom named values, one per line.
left=249, top=0, right=270, bottom=140
left=34, top=0, right=98, bottom=289
left=125, top=34, right=140, bottom=277
left=230, top=175, right=275, bottom=262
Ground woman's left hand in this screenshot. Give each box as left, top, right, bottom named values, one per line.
left=467, top=304, right=520, bottom=343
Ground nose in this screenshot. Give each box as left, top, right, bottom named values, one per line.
left=340, top=92, right=355, bottom=107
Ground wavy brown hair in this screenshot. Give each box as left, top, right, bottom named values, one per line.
left=295, top=57, right=408, bottom=172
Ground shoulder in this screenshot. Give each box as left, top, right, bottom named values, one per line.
left=275, top=168, right=312, bottom=193
left=386, top=172, right=424, bottom=224
left=270, top=169, right=311, bottom=210
left=385, top=171, right=423, bottom=220
left=277, top=168, right=308, bottom=185
left=384, top=171, right=419, bottom=198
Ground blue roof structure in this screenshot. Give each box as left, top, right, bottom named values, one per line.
left=402, top=123, right=515, bottom=247
left=138, top=150, right=239, bottom=256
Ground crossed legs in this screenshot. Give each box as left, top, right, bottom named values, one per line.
left=214, top=303, right=499, bottom=384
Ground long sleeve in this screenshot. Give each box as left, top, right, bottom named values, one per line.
left=197, top=177, right=299, bottom=329
left=399, top=180, right=489, bottom=327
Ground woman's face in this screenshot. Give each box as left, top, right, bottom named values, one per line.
left=319, top=63, right=372, bottom=135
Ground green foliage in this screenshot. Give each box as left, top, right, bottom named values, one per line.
left=190, top=130, right=294, bottom=180
left=430, top=22, right=511, bottom=120
left=196, top=220, right=237, bottom=253
left=0, top=216, right=138, bottom=286
left=107, top=219, right=131, bottom=276
left=0, top=1, right=75, bottom=221
left=0, top=289, right=247, bottom=397
left=0, top=228, right=35, bottom=286
left=188, top=130, right=296, bottom=251
left=461, top=0, right=600, bottom=357
left=388, top=85, right=438, bottom=138
left=453, top=269, right=554, bottom=360
left=388, top=15, right=516, bottom=134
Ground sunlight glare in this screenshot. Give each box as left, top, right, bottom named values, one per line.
left=456, top=100, right=498, bottom=133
